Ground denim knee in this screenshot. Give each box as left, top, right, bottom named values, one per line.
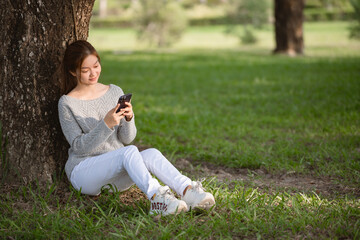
left=142, top=148, right=162, bottom=158
left=121, top=145, right=142, bottom=166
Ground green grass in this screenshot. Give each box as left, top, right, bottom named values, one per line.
left=1, top=21, right=360, bottom=239
left=89, top=21, right=360, bottom=56
left=1, top=179, right=359, bottom=239
left=99, top=48, right=360, bottom=186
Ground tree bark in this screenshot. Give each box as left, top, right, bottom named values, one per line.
left=0, top=0, right=95, bottom=184
left=273, top=0, right=305, bottom=56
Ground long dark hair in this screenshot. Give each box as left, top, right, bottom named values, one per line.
left=61, top=40, right=101, bottom=95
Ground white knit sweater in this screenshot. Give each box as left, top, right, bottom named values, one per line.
left=58, top=84, right=137, bottom=180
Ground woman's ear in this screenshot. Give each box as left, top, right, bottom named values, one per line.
left=70, top=71, right=77, bottom=77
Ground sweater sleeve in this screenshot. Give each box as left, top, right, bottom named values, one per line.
left=58, top=98, right=114, bottom=156
left=112, top=85, right=137, bottom=144
left=117, top=115, right=137, bottom=144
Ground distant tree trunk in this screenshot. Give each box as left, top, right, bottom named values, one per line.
left=99, top=0, right=108, bottom=18
left=0, top=0, right=95, bottom=184
left=273, top=0, right=305, bottom=56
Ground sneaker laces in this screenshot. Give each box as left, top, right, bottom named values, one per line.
left=158, top=186, right=176, bottom=201
left=192, top=179, right=206, bottom=192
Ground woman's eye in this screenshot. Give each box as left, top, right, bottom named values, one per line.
left=94, top=65, right=99, bottom=68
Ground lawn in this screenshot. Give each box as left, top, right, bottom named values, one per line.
left=1, top=21, right=359, bottom=239
left=90, top=21, right=360, bottom=185
left=88, top=21, right=360, bottom=56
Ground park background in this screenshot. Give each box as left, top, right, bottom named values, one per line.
left=1, top=0, right=360, bottom=239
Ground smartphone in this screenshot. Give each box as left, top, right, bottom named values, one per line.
left=116, top=93, right=132, bottom=113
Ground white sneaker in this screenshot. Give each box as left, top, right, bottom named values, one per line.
left=181, top=181, right=215, bottom=210
left=149, top=186, right=188, bottom=216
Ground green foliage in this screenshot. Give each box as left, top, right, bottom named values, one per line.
left=305, top=0, right=355, bottom=21
left=304, top=8, right=355, bottom=21
left=350, top=0, right=360, bottom=39
left=350, top=25, right=360, bottom=39
left=132, top=0, right=188, bottom=47
left=226, top=0, right=269, bottom=27
left=90, top=0, right=355, bottom=29
left=240, top=26, right=257, bottom=44
left=180, top=0, right=202, bottom=9
left=180, top=0, right=225, bottom=8
left=317, top=0, right=351, bottom=10
left=225, top=0, right=269, bottom=45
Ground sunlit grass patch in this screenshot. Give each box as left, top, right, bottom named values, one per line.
left=89, top=21, right=360, bottom=57
left=95, top=48, right=360, bottom=187
left=1, top=179, right=359, bottom=239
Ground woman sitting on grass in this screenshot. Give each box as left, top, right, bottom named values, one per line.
left=58, top=40, right=215, bottom=216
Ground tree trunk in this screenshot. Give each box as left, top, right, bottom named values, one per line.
left=0, top=0, right=95, bottom=184
left=99, top=0, right=108, bottom=18
left=273, top=0, right=305, bottom=56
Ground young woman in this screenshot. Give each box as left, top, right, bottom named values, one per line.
left=58, top=40, right=215, bottom=216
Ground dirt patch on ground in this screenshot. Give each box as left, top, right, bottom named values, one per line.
left=175, top=158, right=360, bottom=198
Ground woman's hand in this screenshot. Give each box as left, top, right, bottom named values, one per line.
left=122, top=101, right=134, bottom=121
left=104, top=104, right=125, bottom=129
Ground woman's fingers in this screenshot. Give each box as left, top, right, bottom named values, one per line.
left=113, top=103, right=120, bottom=113
left=114, top=104, right=127, bottom=115
left=124, top=102, right=133, bottom=112
left=125, top=101, right=132, bottom=107
left=122, top=102, right=134, bottom=121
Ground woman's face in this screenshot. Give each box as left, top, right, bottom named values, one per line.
left=75, top=54, right=101, bottom=86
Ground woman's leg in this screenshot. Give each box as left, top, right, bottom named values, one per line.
left=70, top=145, right=161, bottom=199
left=140, top=148, right=192, bottom=196
left=140, top=148, right=215, bottom=211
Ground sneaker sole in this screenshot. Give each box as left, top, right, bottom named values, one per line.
left=190, top=199, right=215, bottom=211
left=176, top=204, right=188, bottom=214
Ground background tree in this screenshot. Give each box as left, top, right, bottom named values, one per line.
left=99, top=0, right=108, bottom=18
left=273, top=0, right=305, bottom=56
left=318, top=0, right=349, bottom=10
left=349, top=0, right=360, bottom=39
left=0, top=0, right=95, bottom=184
left=225, top=0, right=270, bottom=45
left=132, top=0, right=188, bottom=47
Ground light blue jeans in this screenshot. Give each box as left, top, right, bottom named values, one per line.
left=70, top=145, right=191, bottom=199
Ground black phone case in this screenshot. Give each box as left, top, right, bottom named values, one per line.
left=116, top=93, right=132, bottom=113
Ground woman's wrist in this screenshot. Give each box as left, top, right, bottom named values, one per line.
left=125, top=115, right=133, bottom=121
left=104, top=120, right=113, bottom=129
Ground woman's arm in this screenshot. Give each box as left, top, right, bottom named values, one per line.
left=58, top=98, right=114, bottom=156
left=117, top=101, right=137, bottom=144
left=117, top=116, right=137, bottom=145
